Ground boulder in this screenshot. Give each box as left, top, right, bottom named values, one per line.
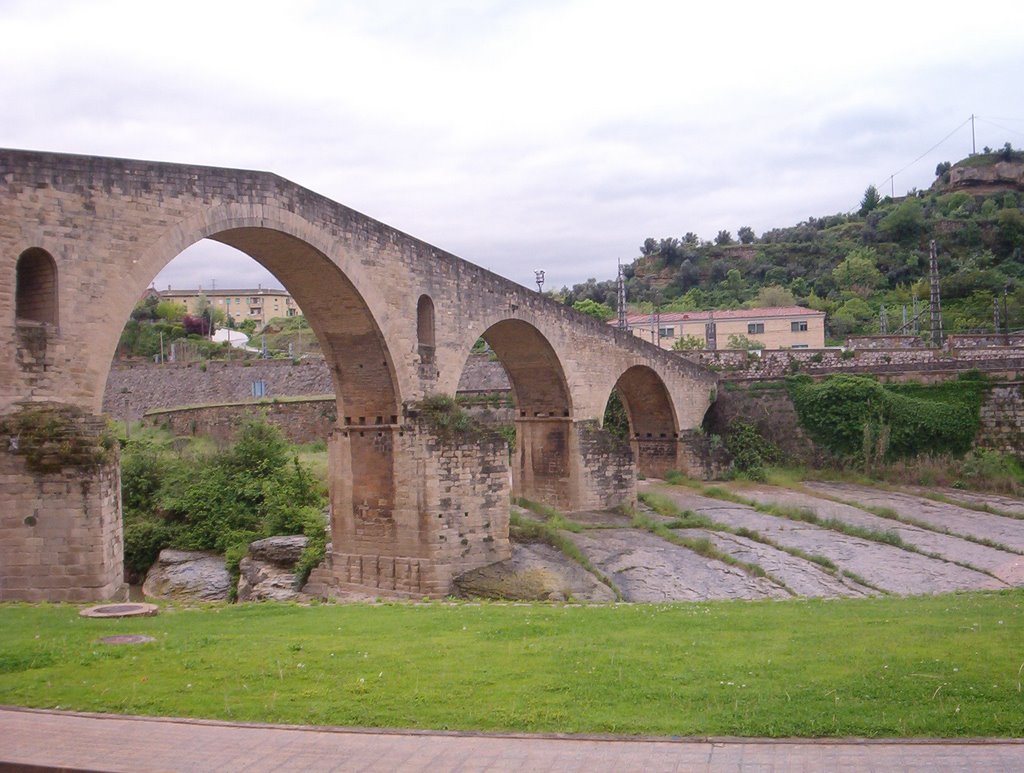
left=142, top=549, right=231, bottom=602
left=247, top=535, right=308, bottom=567
left=236, top=535, right=312, bottom=602
left=236, top=556, right=303, bottom=602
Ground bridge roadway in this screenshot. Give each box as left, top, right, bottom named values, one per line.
left=1, top=706, right=1021, bottom=772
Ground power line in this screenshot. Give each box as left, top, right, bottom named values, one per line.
left=976, top=116, right=1024, bottom=144
left=874, top=116, right=973, bottom=193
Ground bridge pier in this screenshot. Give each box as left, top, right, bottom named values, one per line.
left=513, top=418, right=636, bottom=512
left=632, top=436, right=682, bottom=480
left=310, top=420, right=512, bottom=599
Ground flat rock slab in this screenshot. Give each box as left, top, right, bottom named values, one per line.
left=724, top=484, right=1023, bottom=586
left=644, top=485, right=1002, bottom=596
left=805, top=483, right=1024, bottom=554
left=455, top=542, right=615, bottom=602
left=568, top=528, right=789, bottom=602
left=679, top=528, right=872, bottom=598
left=904, top=486, right=1024, bottom=517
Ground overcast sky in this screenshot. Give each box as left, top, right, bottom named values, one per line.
left=3, top=0, right=1023, bottom=293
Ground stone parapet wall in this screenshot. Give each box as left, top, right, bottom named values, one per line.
left=948, top=334, right=1024, bottom=349
left=845, top=335, right=924, bottom=350
left=683, top=348, right=1024, bottom=382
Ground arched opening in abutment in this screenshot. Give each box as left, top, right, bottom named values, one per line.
left=471, top=319, right=575, bottom=510
left=604, top=365, right=679, bottom=479
left=103, top=227, right=403, bottom=597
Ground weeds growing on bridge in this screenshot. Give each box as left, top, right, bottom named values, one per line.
left=2, top=592, right=1023, bottom=738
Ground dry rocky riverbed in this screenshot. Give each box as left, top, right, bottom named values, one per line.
left=456, top=481, right=1024, bottom=602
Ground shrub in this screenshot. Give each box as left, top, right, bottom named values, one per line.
left=120, top=419, right=328, bottom=579
left=786, top=373, right=985, bottom=461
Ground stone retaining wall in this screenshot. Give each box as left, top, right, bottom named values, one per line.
left=709, top=380, right=1024, bottom=462
left=682, top=347, right=1024, bottom=382
left=104, top=355, right=513, bottom=421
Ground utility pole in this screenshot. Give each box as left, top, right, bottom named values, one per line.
left=1004, top=286, right=1011, bottom=336
left=994, top=296, right=1001, bottom=334
left=616, top=262, right=627, bottom=330
left=928, top=240, right=943, bottom=347
left=971, top=113, right=976, bottom=156
left=879, top=306, right=889, bottom=335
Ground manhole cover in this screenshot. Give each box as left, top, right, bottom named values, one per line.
left=79, top=602, right=159, bottom=619
left=96, top=635, right=155, bottom=645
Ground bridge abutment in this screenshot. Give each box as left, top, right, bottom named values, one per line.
left=0, top=405, right=126, bottom=602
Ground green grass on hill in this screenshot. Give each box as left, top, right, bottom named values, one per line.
left=1, top=592, right=1022, bottom=737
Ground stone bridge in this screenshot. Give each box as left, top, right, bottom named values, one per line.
left=0, top=149, right=717, bottom=601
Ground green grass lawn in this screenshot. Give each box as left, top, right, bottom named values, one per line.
left=2, top=592, right=1022, bottom=737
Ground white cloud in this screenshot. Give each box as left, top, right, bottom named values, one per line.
left=3, top=0, right=1023, bottom=293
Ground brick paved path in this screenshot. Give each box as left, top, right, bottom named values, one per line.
left=1, top=707, right=1021, bottom=772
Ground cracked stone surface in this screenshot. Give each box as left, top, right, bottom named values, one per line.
left=904, top=486, right=1024, bottom=517
left=721, top=484, right=1023, bottom=586
left=567, top=529, right=790, bottom=602
left=454, top=543, right=616, bottom=602
left=643, top=484, right=1003, bottom=595
left=678, top=528, right=873, bottom=598
left=804, top=482, right=1024, bottom=554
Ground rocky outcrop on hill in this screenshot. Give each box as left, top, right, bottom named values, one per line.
left=947, top=160, right=1024, bottom=192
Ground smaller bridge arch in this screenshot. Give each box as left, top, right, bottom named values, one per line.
left=606, top=365, right=680, bottom=479
left=470, top=318, right=577, bottom=509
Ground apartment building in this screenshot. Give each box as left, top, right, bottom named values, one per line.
left=159, top=286, right=302, bottom=327
left=618, top=306, right=826, bottom=350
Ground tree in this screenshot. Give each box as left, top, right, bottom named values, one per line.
left=155, top=300, right=186, bottom=321
left=753, top=285, right=795, bottom=307
left=833, top=248, right=885, bottom=298
left=682, top=232, right=700, bottom=246
left=714, top=230, right=734, bottom=246
left=182, top=314, right=211, bottom=336
left=829, top=297, right=873, bottom=336
left=858, top=185, right=881, bottom=216
left=672, top=334, right=705, bottom=351
left=878, top=199, right=925, bottom=243
left=995, top=208, right=1024, bottom=258
left=737, top=226, right=756, bottom=245
left=130, top=295, right=159, bottom=322
left=572, top=298, right=615, bottom=322
left=726, top=333, right=762, bottom=350
left=935, top=161, right=951, bottom=179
